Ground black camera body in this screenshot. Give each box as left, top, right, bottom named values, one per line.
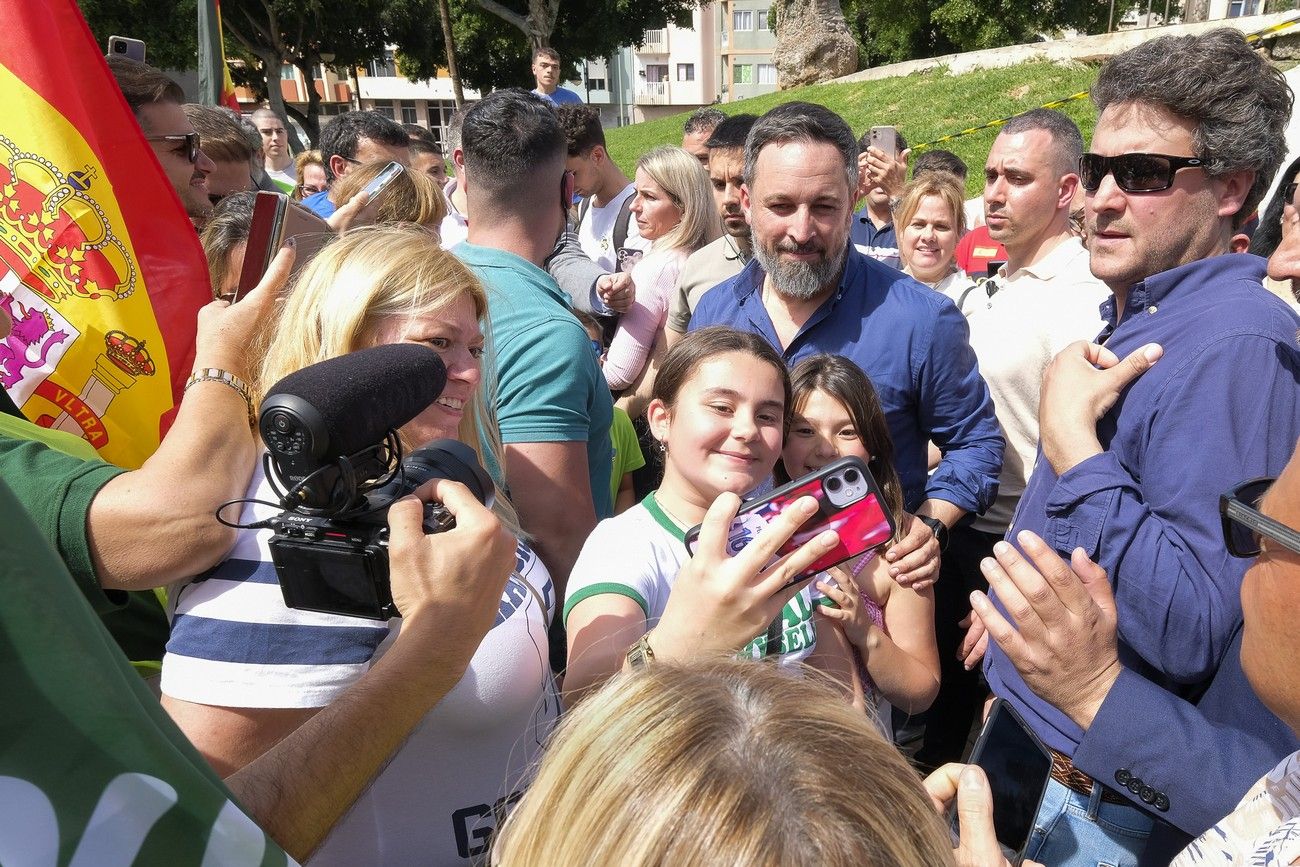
left=267, top=439, right=492, bottom=620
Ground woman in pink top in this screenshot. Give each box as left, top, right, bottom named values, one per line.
left=603, top=146, right=717, bottom=392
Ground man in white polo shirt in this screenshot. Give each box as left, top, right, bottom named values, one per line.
left=917, top=107, right=1110, bottom=770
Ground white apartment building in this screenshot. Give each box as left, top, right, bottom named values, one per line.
left=356, top=48, right=483, bottom=145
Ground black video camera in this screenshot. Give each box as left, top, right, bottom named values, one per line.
left=266, top=438, right=494, bottom=620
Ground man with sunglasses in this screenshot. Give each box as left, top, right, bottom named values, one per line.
left=106, top=56, right=216, bottom=226
left=970, top=29, right=1300, bottom=867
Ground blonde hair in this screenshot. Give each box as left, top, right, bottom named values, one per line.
left=293, top=149, right=324, bottom=201
left=636, top=145, right=719, bottom=254
left=331, top=160, right=447, bottom=230
left=256, top=224, right=519, bottom=533
left=493, top=659, right=954, bottom=867
left=894, top=171, right=967, bottom=241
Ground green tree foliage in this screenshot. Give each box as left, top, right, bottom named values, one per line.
left=76, top=0, right=198, bottom=71
left=842, top=0, right=1111, bottom=67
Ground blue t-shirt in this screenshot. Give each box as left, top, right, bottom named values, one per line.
left=454, top=242, right=614, bottom=519
left=301, top=189, right=337, bottom=218
left=533, top=87, right=583, bottom=106
left=691, top=246, right=1002, bottom=515
left=849, top=208, right=899, bottom=269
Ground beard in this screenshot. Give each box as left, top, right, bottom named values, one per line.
left=754, top=237, right=847, bottom=301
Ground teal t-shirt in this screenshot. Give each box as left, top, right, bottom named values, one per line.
left=0, top=478, right=292, bottom=865
left=455, top=242, right=614, bottom=518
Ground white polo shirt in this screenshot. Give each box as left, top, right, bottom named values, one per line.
left=963, top=236, right=1111, bottom=534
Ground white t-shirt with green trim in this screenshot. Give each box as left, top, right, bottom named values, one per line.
left=564, top=493, right=827, bottom=664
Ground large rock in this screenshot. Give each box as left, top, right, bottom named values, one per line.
left=772, top=0, right=859, bottom=88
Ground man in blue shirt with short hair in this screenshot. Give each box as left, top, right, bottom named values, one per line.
left=531, top=47, right=583, bottom=107
left=691, top=101, right=1003, bottom=590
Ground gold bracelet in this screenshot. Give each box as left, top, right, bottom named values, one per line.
left=185, top=368, right=255, bottom=429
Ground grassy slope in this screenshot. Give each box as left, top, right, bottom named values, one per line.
left=605, top=61, right=1102, bottom=198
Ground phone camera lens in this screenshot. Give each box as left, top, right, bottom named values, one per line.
left=844, top=468, right=860, bottom=483
left=826, top=477, right=842, bottom=492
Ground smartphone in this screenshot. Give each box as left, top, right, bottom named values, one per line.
left=107, top=36, right=146, bottom=63
left=235, top=191, right=333, bottom=300
left=683, top=457, right=896, bottom=590
left=869, top=125, right=899, bottom=160
left=354, top=161, right=405, bottom=223
left=953, top=698, right=1053, bottom=864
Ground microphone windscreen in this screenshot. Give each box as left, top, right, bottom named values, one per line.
left=262, top=343, right=448, bottom=458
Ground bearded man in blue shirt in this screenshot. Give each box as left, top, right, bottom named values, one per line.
left=690, top=102, right=1004, bottom=590
left=967, top=28, right=1300, bottom=867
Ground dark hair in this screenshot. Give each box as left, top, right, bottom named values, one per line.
left=912, top=149, right=967, bottom=182
left=462, top=89, right=566, bottom=196
left=745, top=102, right=858, bottom=192
left=402, top=123, right=441, bottom=157
left=533, top=46, right=561, bottom=63
left=777, top=355, right=905, bottom=540
left=857, top=128, right=908, bottom=152
left=183, top=104, right=254, bottom=164
left=318, top=110, right=410, bottom=182
left=706, top=114, right=758, bottom=150
left=684, top=107, right=726, bottom=137
left=999, top=108, right=1083, bottom=178
left=199, top=191, right=257, bottom=298
left=1249, top=155, right=1300, bottom=257
left=1092, top=27, right=1293, bottom=227
left=652, top=327, right=792, bottom=430
left=558, top=105, right=606, bottom=156
left=106, top=56, right=184, bottom=119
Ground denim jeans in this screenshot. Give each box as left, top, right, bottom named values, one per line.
left=1023, top=777, right=1155, bottom=867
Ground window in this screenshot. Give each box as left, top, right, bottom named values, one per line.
left=280, top=64, right=296, bottom=81
left=1227, top=0, right=1259, bottom=14
left=401, top=100, right=418, bottom=124
left=733, top=63, right=753, bottom=84
left=677, top=63, right=695, bottom=82
left=732, top=10, right=753, bottom=30
left=645, top=64, right=669, bottom=83
left=757, top=8, right=770, bottom=30
left=368, top=50, right=397, bottom=78
left=587, top=77, right=607, bottom=91
left=373, top=99, right=395, bottom=120
left=757, top=63, right=776, bottom=84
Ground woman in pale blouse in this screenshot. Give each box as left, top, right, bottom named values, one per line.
left=895, top=172, right=974, bottom=306
left=603, top=145, right=717, bottom=393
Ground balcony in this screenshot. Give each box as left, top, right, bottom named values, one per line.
left=640, top=29, right=668, bottom=53
left=635, top=81, right=669, bottom=104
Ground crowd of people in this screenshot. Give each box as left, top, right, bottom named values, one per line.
left=6, top=24, right=1300, bottom=867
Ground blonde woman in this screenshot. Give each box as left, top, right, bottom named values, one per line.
left=603, top=145, right=718, bottom=392
left=332, top=159, right=447, bottom=234
left=293, top=149, right=327, bottom=201
left=160, top=225, right=559, bottom=866
left=895, top=171, right=974, bottom=304
left=494, top=658, right=956, bottom=867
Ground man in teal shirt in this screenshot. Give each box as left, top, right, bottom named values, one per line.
left=453, top=90, right=613, bottom=665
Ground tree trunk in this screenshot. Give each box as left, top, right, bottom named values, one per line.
left=294, top=56, right=324, bottom=146
left=437, top=0, right=466, bottom=108
left=772, top=0, right=858, bottom=88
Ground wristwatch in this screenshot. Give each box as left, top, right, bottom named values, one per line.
left=917, top=515, right=950, bottom=553
left=625, top=632, right=656, bottom=669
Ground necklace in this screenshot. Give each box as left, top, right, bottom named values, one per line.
left=652, top=491, right=697, bottom=530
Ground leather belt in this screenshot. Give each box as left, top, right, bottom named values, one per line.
left=1048, top=748, right=1130, bottom=806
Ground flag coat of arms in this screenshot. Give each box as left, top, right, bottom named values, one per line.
left=0, top=0, right=211, bottom=468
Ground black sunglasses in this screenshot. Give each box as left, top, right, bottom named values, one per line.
left=1079, top=152, right=1206, bottom=194
left=146, top=132, right=202, bottom=164
left=1220, top=477, right=1300, bottom=558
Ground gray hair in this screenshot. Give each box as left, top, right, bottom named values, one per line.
left=1092, top=27, right=1293, bottom=226
left=743, top=102, right=858, bottom=193
left=999, top=108, right=1083, bottom=178
left=684, top=107, right=726, bottom=137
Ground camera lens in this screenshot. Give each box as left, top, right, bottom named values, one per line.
left=826, top=477, right=842, bottom=492
left=112, top=41, right=126, bottom=53
left=844, top=468, right=859, bottom=483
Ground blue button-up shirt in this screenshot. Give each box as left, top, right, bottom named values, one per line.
left=690, top=245, right=1003, bottom=514
left=985, top=253, right=1300, bottom=758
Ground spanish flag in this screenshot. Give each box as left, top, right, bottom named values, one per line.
left=201, top=0, right=242, bottom=112
left=0, top=0, right=210, bottom=468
